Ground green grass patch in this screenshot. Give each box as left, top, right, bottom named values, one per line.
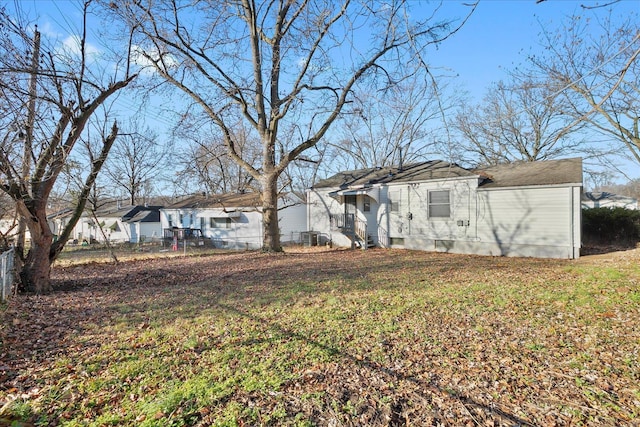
left=2, top=249, right=639, bottom=425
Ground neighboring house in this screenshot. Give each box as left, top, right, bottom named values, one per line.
left=161, top=192, right=306, bottom=249
left=0, top=213, right=23, bottom=245
left=307, top=158, right=583, bottom=259
left=47, top=208, right=74, bottom=242
left=122, top=206, right=163, bottom=243
left=48, top=202, right=163, bottom=244
left=581, top=192, right=638, bottom=210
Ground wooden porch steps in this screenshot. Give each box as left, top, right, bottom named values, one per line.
left=330, top=213, right=376, bottom=249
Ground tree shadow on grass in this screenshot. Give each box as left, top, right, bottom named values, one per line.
left=1, top=250, right=567, bottom=424
left=210, top=301, right=536, bottom=426
left=46, top=249, right=564, bottom=331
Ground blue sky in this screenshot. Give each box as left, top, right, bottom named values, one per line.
left=23, top=0, right=639, bottom=100
left=435, top=0, right=639, bottom=101
left=9, top=0, right=640, bottom=182
left=431, top=0, right=640, bottom=181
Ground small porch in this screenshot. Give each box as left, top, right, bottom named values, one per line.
left=162, top=227, right=206, bottom=247
left=329, top=213, right=376, bottom=249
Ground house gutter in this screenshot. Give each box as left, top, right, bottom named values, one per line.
left=477, top=182, right=584, bottom=191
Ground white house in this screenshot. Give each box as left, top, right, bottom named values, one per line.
left=48, top=202, right=163, bottom=244
left=307, top=158, right=583, bottom=259
left=119, top=206, right=163, bottom=243
left=161, top=192, right=306, bottom=249
left=0, top=214, right=22, bottom=246
left=581, top=192, right=638, bottom=210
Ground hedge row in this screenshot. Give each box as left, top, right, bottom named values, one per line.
left=582, top=207, right=640, bottom=246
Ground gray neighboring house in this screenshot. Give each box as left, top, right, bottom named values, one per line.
left=307, top=158, right=583, bottom=259
left=582, top=192, right=638, bottom=210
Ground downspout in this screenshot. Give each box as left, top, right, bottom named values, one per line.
left=474, top=188, right=480, bottom=241
left=569, top=186, right=574, bottom=259
left=464, top=180, right=472, bottom=240
left=306, top=190, right=311, bottom=232
left=407, top=185, right=411, bottom=235
left=570, top=186, right=580, bottom=259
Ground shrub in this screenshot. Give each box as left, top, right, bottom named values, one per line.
left=582, top=207, right=640, bottom=247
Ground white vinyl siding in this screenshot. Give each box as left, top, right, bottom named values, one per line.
left=278, top=204, right=306, bottom=242
left=476, top=187, right=570, bottom=246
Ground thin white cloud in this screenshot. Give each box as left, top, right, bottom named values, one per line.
left=60, top=34, right=100, bottom=58
left=131, top=44, right=178, bottom=75
left=34, top=21, right=61, bottom=39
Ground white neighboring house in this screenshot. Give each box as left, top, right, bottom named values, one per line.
left=581, top=192, right=638, bottom=210
left=161, top=192, right=306, bottom=249
left=120, top=206, right=163, bottom=243
left=0, top=213, right=23, bottom=245
left=48, top=202, right=163, bottom=244
left=307, top=158, right=583, bottom=259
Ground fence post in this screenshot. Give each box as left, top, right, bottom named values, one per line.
left=1, top=253, right=6, bottom=301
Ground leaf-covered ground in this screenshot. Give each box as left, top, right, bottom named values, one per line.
left=0, top=248, right=639, bottom=426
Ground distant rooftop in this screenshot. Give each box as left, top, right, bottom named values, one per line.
left=165, top=192, right=262, bottom=209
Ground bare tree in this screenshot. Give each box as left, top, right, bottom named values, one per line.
left=61, top=109, right=124, bottom=261
left=104, top=117, right=167, bottom=205
left=111, top=0, right=474, bottom=252
left=455, top=78, right=586, bottom=166
left=0, top=3, right=136, bottom=292
left=173, top=116, right=259, bottom=195
left=324, top=76, right=456, bottom=173
left=530, top=10, right=640, bottom=167
left=596, top=178, right=640, bottom=200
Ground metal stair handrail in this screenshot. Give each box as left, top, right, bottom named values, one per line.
left=354, top=217, right=367, bottom=242
left=330, top=213, right=353, bottom=230
left=330, top=213, right=368, bottom=242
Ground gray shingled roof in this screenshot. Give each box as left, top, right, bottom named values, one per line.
left=476, top=157, right=582, bottom=188
left=123, top=209, right=161, bottom=223
left=312, top=158, right=583, bottom=190
left=312, top=161, right=477, bottom=189
left=165, top=192, right=262, bottom=209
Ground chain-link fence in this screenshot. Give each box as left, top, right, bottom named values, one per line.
left=1, top=248, right=15, bottom=301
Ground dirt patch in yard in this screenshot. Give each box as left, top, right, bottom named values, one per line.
left=577, top=246, right=640, bottom=264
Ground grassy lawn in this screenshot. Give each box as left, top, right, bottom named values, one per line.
left=1, top=248, right=639, bottom=426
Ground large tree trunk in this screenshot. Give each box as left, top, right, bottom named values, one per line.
left=261, top=174, right=282, bottom=252
left=16, top=200, right=54, bottom=293
left=21, top=233, right=53, bottom=293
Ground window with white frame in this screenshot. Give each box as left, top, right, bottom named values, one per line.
left=389, top=190, right=400, bottom=212
left=363, top=196, right=371, bottom=212
left=210, top=217, right=231, bottom=228
left=428, top=190, right=450, bottom=218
